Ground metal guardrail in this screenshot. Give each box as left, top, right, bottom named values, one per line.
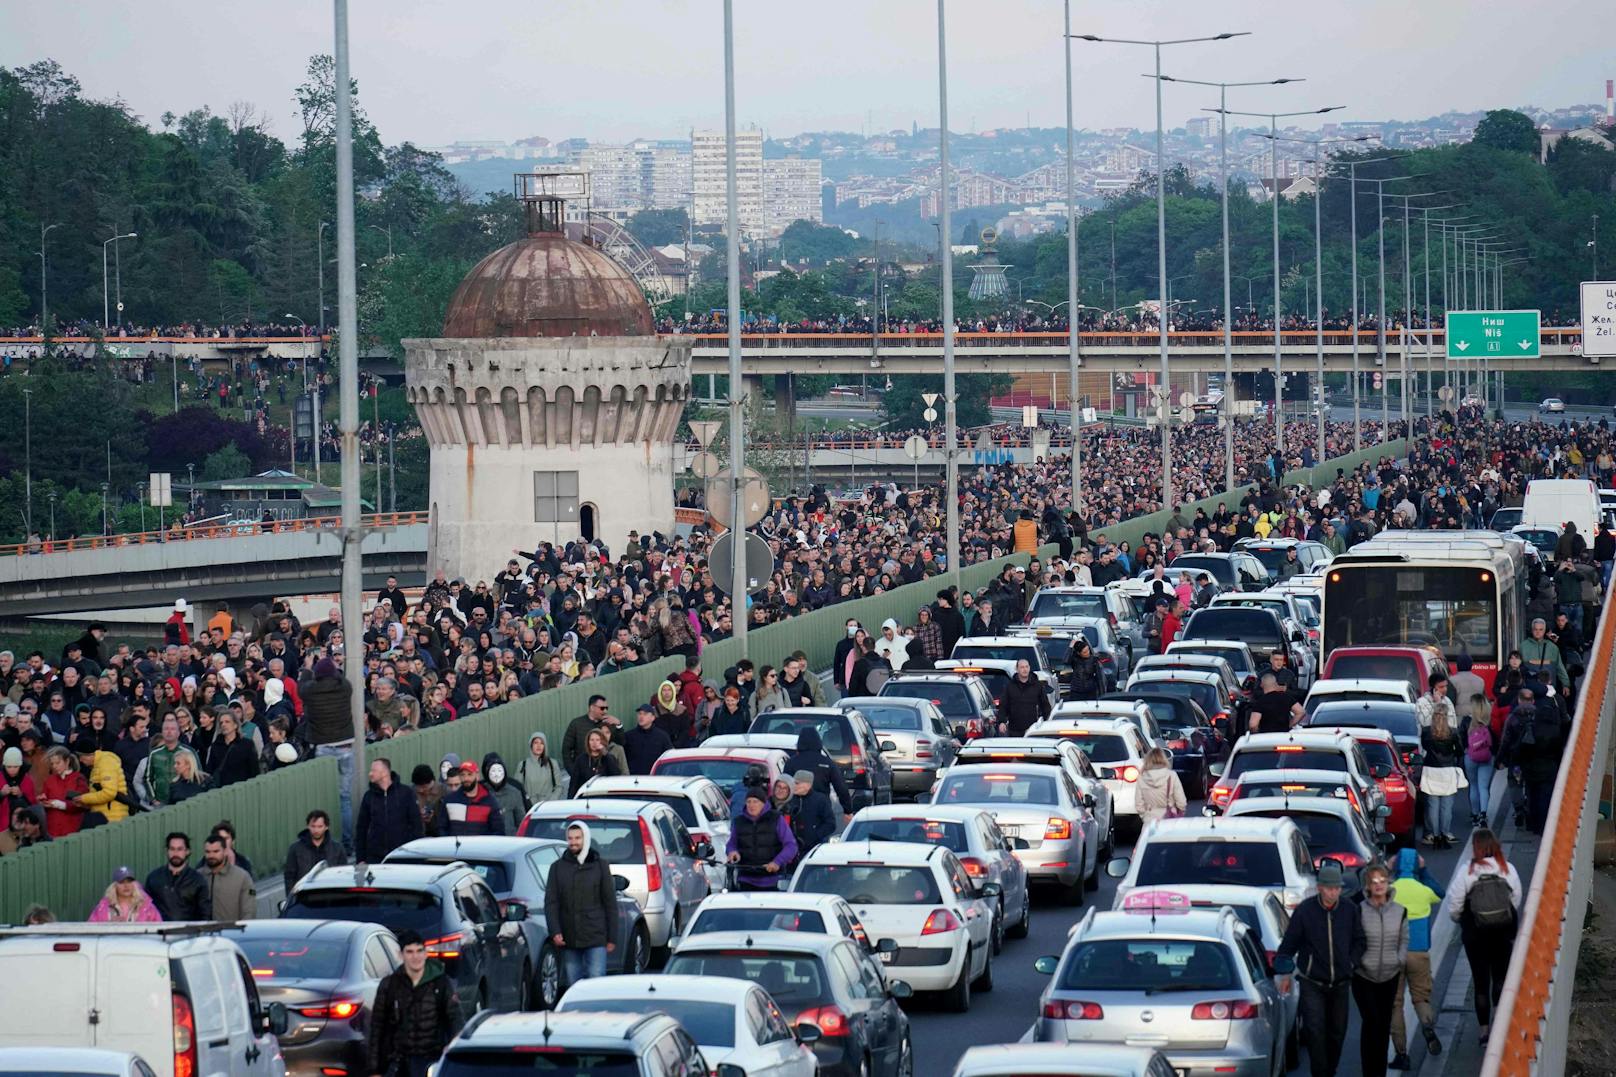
left=1484, top=580, right=1615, bottom=1075
left=0, top=511, right=428, bottom=558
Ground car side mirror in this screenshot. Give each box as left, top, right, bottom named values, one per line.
left=978, top=881, right=1003, bottom=899
left=276, top=899, right=287, bottom=914
left=502, top=899, right=528, bottom=922
left=886, top=979, right=914, bottom=999
left=1271, top=954, right=1296, bottom=976
left=1376, top=832, right=1397, bottom=847
left=879, top=739, right=898, bottom=753
left=1104, top=856, right=1131, bottom=879
left=694, top=840, right=715, bottom=860
left=1209, top=763, right=1226, bottom=778
left=1033, top=955, right=1060, bottom=976
left=913, top=791, right=931, bottom=804
left=795, top=1022, right=822, bottom=1045
left=614, top=875, right=631, bottom=892
left=876, top=937, right=899, bottom=955
left=258, top=1002, right=288, bottom=1037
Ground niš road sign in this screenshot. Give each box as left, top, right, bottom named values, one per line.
left=1581, top=282, right=1616, bottom=358
left=1444, top=310, right=1540, bottom=359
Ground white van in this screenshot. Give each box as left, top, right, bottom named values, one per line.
left=1522, top=478, right=1602, bottom=542
left=0, top=924, right=288, bottom=1077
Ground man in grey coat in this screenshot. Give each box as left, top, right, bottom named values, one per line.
left=202, top=833, right=256, bottom=920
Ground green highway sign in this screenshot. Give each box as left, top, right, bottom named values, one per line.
left=1444, top=309, right=1540, bottom=359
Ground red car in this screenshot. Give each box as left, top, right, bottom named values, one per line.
left=1320, top=645, right=1450, bottom=700
left=1333, top=726, right=1417, bottom=846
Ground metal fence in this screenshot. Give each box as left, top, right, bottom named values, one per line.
left=1484, top=578, right=1616, bottom=1075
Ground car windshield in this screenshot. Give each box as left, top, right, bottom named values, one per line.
left=689, top=907, right=828, bottom=935
left=1165, top=557, right=1235, bottom=584
left=1242, top=810, right=1354, bottom=857
left=1030, top=592, right=1109, bottom=620
left=522, top=819, right=647, bottom=864
left=664, top=951, right=828, bottom=1006
left=282, top=889, right=442, bottom=932
left=1354, top=740, right=1401, bottom=771
left=1307, top=705, right=1419, bottom=741
left=1183, top=609, right=1282, bottom=643
left=1173, top=646, right=1252, bottom=673
left=1135, top=839, right=1287, bottom=887
left=844, top=818, right=970, bottom=852
left=936, top=771, right=1058, bottom=805
left=953, top=644, right=1040, bottom=666
left=236, top=937, right=350, bottom=979
left=589, top=791, right=699, bottom=828
left=752, top=715, right=849, bottom=753
left=1133, top=680, right=1219, bottom=714
left=1304, top=692, right=1403, bottom=716
left=656, top=758, right=760, bottom=787
left=1032, top=732, right=1127, bottom=763
left=1229, top=749, right=1347, bottom=776
left=857, top=704, right=926, bottom=731
left=1057, top=939, right=1238, bottom=992
left=1325, top=655, right=1417, bottom=684
left=794, top=863, right=943, bottom=904
left=439, top=1050, right=639, bottom=1076
left=559, top=999, right=736, bottom=1048
left=1035, top=635, right=1076, bottom=667
left=882, top=681, right=979, bottom=719
left=1187, top=900, right=1264, bottom=940
left=1246, top=548, right=1297, bottom=577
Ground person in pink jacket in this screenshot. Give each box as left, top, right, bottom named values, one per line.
left=87, top=866, right=163, bottom=923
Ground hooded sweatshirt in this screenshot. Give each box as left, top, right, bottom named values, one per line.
left=782, top=728, right=852, bottom=815
left=481, top=752, right=527, bottom=832
left=88, top=880, right=163, bottom=923
left=1391, top=847, right=1445, bottom=953
left=518, top=732, right=563, bottom=807
left=541, top=821, right=618, bottom=951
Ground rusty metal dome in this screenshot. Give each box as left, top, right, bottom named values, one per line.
left=441, top=200, right=654, bottom=338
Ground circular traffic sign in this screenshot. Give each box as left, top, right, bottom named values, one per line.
left=1179, top=391, right=1196, bottom=407
left=903, top=435, right=928, bottom=461
left=709, top=530, right=776, bottom=595
left=690, top=451, right=722, bottom=479
left=922, top=407, right=938, bottom=422
left=706, top=468, right=770, bottom=528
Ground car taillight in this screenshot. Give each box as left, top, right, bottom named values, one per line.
left=173, top=992, right=197, bottom=1077
left=958, top=856, right=989, bottom=878
left=1346, top=788, right=1361, bottom=811
left=915, top=741, right=934, bottom=759
left=1167, top=739, right=1188, bottom=750
left=1192, top=1000, right=1261, bottom=1019
left=1098, top=654, right=1114, bottom=665
left=297, top=998, right=361, bottom=1020
left=1315, top=852, right=1364, bottom=869
left=1044, top=817, right=1072, bottom=840
left=1043, top=1000, right=1104, bottom=1019
left=797, top=1005, right=849, bottom=1036
left=1210, top=782, right=1233, bottom=806
left=849, top=740, right=866, bottom=776
left=1119, top=765, right=1139, bottom=782
left=1108, top=612, right=1118, bottom=627
left=689, top=830, right=709, bottom=846
left=516, top=816, right=530, bottom=837
left=641, top=818, right=663, bottom=893
left=922, top=908, right=962, bottom=935
left=424, top=932, right=463, bottom=960
left=1383, top=779, right=1408, bottom=794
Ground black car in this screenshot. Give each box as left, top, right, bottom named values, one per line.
left=235, top=919, right=400, bottom=1077
left=1180, top=605, right=1299, bottom=665
left=1143, top=552, right=1268, bottom=593
left=666, top=930, right=913, bottom=1077
left=879, top=670, right=1001, bottom=741
left=1105, top=690, right=1222, bottom=799
left=281, top=861, right=531, bottom=1020
left=749, top=707, right=895, bottom=808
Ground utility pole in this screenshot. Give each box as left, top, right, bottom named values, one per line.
left=38, top=222, right=62, bottom=331
left=723, top=0, right=748, bottom=654
left=1062, top=0, right=1082, bottom=514
left=939, top=0, right=960, bottom=587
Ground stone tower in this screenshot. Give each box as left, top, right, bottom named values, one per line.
left=404, top=175, right=691, bottom=578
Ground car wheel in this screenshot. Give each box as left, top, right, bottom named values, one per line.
left=943, top=947, right=972, bottom=1012
left=1065, top=871, right=1086, bottom=906
left=1008, top=890, right=1031, bottom=939
left=895, top=1033, right=914, bottom=1077
left=990, top=900, right=1005, bottom=955
left=535, top=946, right=562, bottom=1010
left=517, top=961, right=532, bottom=1011
left=974, top=940, right=994, bottom=991
left=629, top=922, right=652, bottom=975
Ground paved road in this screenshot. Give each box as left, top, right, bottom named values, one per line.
left=901, top=801, right=1469, bottom=1076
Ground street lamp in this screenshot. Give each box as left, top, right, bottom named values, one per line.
left=38, top=222, right=62, bottom=331
left=318, top=220, right=330, bottom=333
left=1209, top=105, right=1343, bottom=453
left=102, top=231, right=138, bottom=328
left=1354, top=173, right=1428, bottom=433
left=1060, top=0, right=1082, bottom=515
left=1155, top=74, right=1299, bottom=494
left=48, top=489, right=58, bottom=540
left=22, top=387, right=31, bottom=535
left=101, top=483, right=110, bottom=536
left=1383, top=189, right=1454, bottom=427
left=939, top=0, right=961, bottom=585
left=1075, top=30, right=1248, bottom=509
left=1339, top=153, right=1409, bottom=448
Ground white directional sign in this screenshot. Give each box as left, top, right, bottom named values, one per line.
left=921, top=392, right=939, bottom=408
left=1581, top=281, right=1616, bottom=358
left=1020, top=405, right=1039, bottom=428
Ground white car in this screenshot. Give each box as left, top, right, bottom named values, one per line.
left=1026, top=716, right=1151, bottom=821
left=954, top=1043, right=1178, bottom=1077
left=576, top=773, right=733, bottom=889
left=1540, top=397, right=1566, bottom=413
left=947, top=737, right=1116, bottom=858
left=790, top=840, right=998, bottom=1009
left=1302, top=677, right=1416, bottom=716
left=1052, top=699, right=1163, bottom=747
left=1108, top=815, right=1320, bottom=912
left=0, top=1049, right=161, bottom=1077
left=685, top=891, right=872, bottom=949
left=556, top=975, right=819, bottom=1077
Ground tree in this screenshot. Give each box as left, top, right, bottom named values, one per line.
left=627, top=208, right=689, bottom=247
left=1472, top=109, right=1539, bottom=156
left=882, top=373, right=1012, bottom=429
left=1546, top=135, right=1616, bottom=196
left=777, top=221, right=858, bottom=265
left=200, top=444, right=251, bottom=481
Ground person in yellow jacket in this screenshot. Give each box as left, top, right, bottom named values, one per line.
left=1012, top=511, right=1039, bottom=554
left=70, top=734, right=129, bottom=824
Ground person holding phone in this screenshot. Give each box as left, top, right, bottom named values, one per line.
left=39, top=745, right=89, bottom=838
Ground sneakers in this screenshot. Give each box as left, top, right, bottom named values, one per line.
left=1479, top=1022, right=1491, bottom=1046
left=1423, top=1025, right=1443, bottom=1056
left=1391, top=1052, right=1412, bottom=1070
left=1422, top=834, right=1440, bottom=847
left=1442, top=832, right=1458, bottom=843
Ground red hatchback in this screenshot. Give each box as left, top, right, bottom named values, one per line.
left=1334, top=727, right=1417, bottom=846
left=1321, top=645, right=1450, bottom=700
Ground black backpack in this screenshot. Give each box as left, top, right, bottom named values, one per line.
left=1466, top=872, right=1515, bottom=927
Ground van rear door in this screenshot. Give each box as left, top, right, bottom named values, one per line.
left=0, top=938, right=96, bottom=1049
left=94, top=938, right=176, bottom=1074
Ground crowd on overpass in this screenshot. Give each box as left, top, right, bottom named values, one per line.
left=2, top=319, right=323, bottom=340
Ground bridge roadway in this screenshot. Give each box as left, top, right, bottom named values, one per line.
left=5, top=327, right=1594, bottom=374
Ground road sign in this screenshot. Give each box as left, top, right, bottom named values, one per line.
left=1444, top=310, right=1540, bottom=359
left=903, top=435, right=928, bottom=460
left=709, top=531, right=774, bottom=595
left=690, top=451, right=722, bottom=479
left=706, top=468, right=770, bottom=528
left=1438, top=385, right=1454, bottom=402
left=688, top=420, right=722, bottom=448
left=149, top=473, right=173, bottom=508
left=922, top=407, right=938, bottom=422
left=1580, top=282, right=1616, bottom=358
left=1080, top=407, right=1097, bottom=423
left=1178, top=391, right=1195, bottom=407
left=1020, top=405, right=1039, bottom=428
left=922, top=392, right=939, bottom=407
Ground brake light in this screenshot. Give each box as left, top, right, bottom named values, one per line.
left=1192, top=1000, right=1261, bottom=1019
left=1044, top=817, right=1072, bottom=840
left=1210, top=782, right=1233, bottom=806
left=1214, top=711, right=1229, bottom=726
left=1098, top=654, right=1114, bottom=665
left=958, top=857, right=988, bottom=878
left=915, top=742, right=934, bottom=759
left=1383, top=779, right=1408, bottom=794
left=641, top=818, right=663, bottom=894
left=1108, top=612, right=1118, bottom=627
left=173, top=992, right=198, bottom=1077
left=1346, top=788, right=1361, bottom=811
left=251, top=968, right=275, bottom=977
left=1315, top=852, right=1364, bottom=869
left=1167, top=739, right=1188, bottom=750
left=797, top=1005, right=849, bottom=1036
left=423, top=932, right=463, bottom=960
left=297, top=998, right=361, bottom=1020
left=1119, top=765, right=1140, bottom=782
left=1276, top=745, right=1304, bottom=753
left=922, top=908, right=962, bottom=935
left=1043, top=1000, right=1104, bottom=1019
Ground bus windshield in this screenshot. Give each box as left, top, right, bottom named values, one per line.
left=1324, top=565, right=1498, bottom=662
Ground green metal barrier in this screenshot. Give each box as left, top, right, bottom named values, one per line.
left=0, top=756, right=340, bottom=924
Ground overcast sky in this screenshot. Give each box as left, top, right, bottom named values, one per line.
left=6, top=0, right=1609, bottom=146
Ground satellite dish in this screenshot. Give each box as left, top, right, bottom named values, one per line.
left=904, top=435, right=928, bottom=461
left=706, top=468, right=770, bottom=528
left=710, top=530, right=775, bottom=595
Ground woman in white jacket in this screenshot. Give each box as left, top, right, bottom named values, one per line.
left=1444, top=828, right=1522, bottom=1045
left=1135, top=748, right=1186, bottom=826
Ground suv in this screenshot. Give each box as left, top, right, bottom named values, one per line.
left=1108, top=815, right=1319, bottom=912
left=281, top=861, right=530, bottom=1018
left=437, top=1011, right=706, bottom=1077
left=943, top=636, right=1062, bottom=711
left=1207, top=729, right=1385, bottom=818
left=576, top=774, right=734, bottom=887
left=1233, top=538, right=1334, bottom=579
left=519, top=798, right=712, bottom=955
left=1025, top=586, right=1142, bottom=662
left=839, top=695, right=959, bottom=797
left=1180, top=605, right=1306, bottom=672
left=880, top=670, right=1001, bottom=741
left=1138, top=552, right=1268, bottom=593
left=749, top=706, right=894, bottom=809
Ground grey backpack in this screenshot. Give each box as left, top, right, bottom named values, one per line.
left=1467, top=872, right=1515, bottom=927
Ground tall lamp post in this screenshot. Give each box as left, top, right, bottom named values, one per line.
left=1341, top=154, right=1408, bottom=449
left=1209, top=106, right=1342, bottom=453
left=1060, top=0, right=1082, bottom=516
left=1154, top=75, right=1300, bottom=495
left=1354, top=173, right=1426, bottom=434
left=38, top=222, right=62, bottom=331
left=318, top=220, right=330, bottom=333
left=936, top=0, right=965, bottom=585
left=102, top=231, right=138, bottom=328
left=723, top=0, right=749, bottom=643
left=1074, top=30, right=1248, bottom=509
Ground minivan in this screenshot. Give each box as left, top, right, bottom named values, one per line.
left=1523, top=478, right=1602, bottom=540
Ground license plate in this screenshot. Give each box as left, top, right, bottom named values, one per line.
left=998, top=825, right=1020, bottom=837
left=1175, top=1070, right=1190, bottom=1077
left=878, top=950, right=894, bottom=963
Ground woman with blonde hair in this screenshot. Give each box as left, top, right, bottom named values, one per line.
left=167, top=749, right=211, bottom=805
left=1135, top=747, right=1186, bottom=826
left=1419, top=679, right=1467, bottom=848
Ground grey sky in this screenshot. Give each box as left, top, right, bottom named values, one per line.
left=5, top=0, right=1608, bottom=146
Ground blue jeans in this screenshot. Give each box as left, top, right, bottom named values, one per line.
left=1425, top=791, right=1455, bottom=837
left=316, top=742, right=355, bottom=852
left=560, top=946, right=608, bottom=991
left=1463, top=755, right=1491, bottom=817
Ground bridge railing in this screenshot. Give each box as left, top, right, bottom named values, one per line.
left=1483, top=577, right=1616, bottom=1075
left=0, top=511, right=427, bottom=558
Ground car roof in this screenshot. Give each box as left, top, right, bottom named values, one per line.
left=580, top=775, right=716, bottom=795
left=758, top=707, right=850, bottom=719
left=294, top=862, right=464, bottom=891
left=1121, top=884, right=1281, bottom=909
left=955, top=635, right=1042, bottom=647
left=850, top=804, right=990, bottom=825
left=0, top=1048, right=147, bottom=1068
left=560, top=973, right=754, bottom=1006
left=1237, top=730, right=1356, bottom=750
left=1232, top=768, right=1356, bottom=786
left=1309, top=678, right=1412, bottom=693
left=701, top=733, right=802, bottom=750
left=456, top=1010, right=671, bottom=1049
left=1029, top=716, right=1132, bottom=733
left=1054, top=700, right=1144, bottom=715
left=839, top=695, right=924, bottom=709
left=802, top=839, right=947, bottom=866
left=885, top=669, right=979, bottom=682
left=672, top=929, right=844, bottom=956
left=233, top=918, right=381, bottom=941
left=525, top=797, right=670, bottom=819
left=388, top=836, right=565, bottom=861
left=1080, top=908, right=1237, bottom=942
left=955, top=1043, right=1166, bottom=1073
left=695, top=891, right=850, bottom=912
left=1131, top=669, right=1222, bottom=684
left=1137, top=816, right=1298, bottom=842
left=1169, top=639, right=1254, bottom=651
left=1226, top=796, right=1360, bottom=820
left=658, top=746, right=784, bottom=761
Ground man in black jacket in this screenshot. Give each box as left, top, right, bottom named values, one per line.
left=1001, top=658, right=1051, bottom=735
left=783, top=728, right=853, bottom=819
left=933, top=589, right=965, bottom=656
left=366, top=928, right=462, bottom=1077
left=356, top=758, right=424, bottom=863
left=1276, top=861, right=1366, bottom=1077
left=622, top=704, right=673, bottom=775
left=283, top=809, right=347, bottom=893
left=786, top=770, right=837, bottom=856
left=298, top=657, right=356, bottom=849
left=144, top=831, right=209, bottom=921
left=544, top=822, right=617, bottom=989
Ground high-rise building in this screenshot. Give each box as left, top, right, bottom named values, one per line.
left=691, top=129, right=764, bottom=235
left=567, top=141, right=691, bottom=217
left=762, top=157, right=823, bottom=233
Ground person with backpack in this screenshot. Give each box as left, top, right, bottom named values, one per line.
left=1445, top=829, right=1521, bottom=1046
left=1459, top=693, right=1494, bottom=829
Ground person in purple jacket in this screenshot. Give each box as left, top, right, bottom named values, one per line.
left=725, top=787, right=798, bottom=891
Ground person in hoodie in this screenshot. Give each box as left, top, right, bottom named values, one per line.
left=782, top=728, right=852, bottom=818
left=411, top=765, right=446, bottom=838
left=357, top=758, right=424, bottom=862
left=543, top=822, right=618, bottom=989
left=366, top=928, right=463, bottom=1077
left=1389, top=848, right=1446, bottom=1067
left=518, top=732, right=563, bottom=807
left=88, top=866, right=163, bottom=923
left=435, top=759, right=506, bottom=837
left=481, top=753, right=526, bottom=832
left=283, top=809, right=348, bottom=893
left=261, top=678, right=295, bottom=727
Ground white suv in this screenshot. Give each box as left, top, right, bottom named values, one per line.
left=1026, top=716, right=1151, bottom=822
left=1107, top=816, right=1319, bottom=912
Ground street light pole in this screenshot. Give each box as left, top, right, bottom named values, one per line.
left=318, top=220, right=329, bottom=333
left=102, top=232, right=137, bottom=328
left=723, top=0, right=749, bottom=648
left=1077, top=31, right=1248, bottom=510
left=38, top=222, right=62, bottom=331
left=939, top=0, right=960, bottom=586
left=22, top=388, right=32, bottom=535
left=1062, top=0, right=1081, bottom=516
